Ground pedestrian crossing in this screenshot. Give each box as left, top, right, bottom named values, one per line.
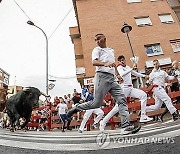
left=0, top=119, right=180, bottom=151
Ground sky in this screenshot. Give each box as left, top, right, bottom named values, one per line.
left=0, top=0, right=82, bottom=98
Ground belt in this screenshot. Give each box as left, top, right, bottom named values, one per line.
left=153, top=85, right=165, bottom=89
left=146, top=85, right=158, bottom=94
left=147, top=85, right=163, bottom=94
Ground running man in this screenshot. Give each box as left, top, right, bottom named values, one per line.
left=67, top=33, right=141, bottom=135
left=145, top=59, right=179, bottom=121
left=99, top=55, right=153, bottom=131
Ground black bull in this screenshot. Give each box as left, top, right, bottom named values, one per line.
left=6, top=87, right=43, bottom=131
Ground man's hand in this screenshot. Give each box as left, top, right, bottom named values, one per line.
left=116, top=75, right=124, bottom=83
left=145, top=75, right=149, bottom=80
left=132, top=63, right=137, bottom=70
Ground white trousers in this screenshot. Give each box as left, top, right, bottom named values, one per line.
left=146, top=87, right=176, bottom=114
left=102, top=87, right=147, bottom=124
left=79, top=108, right=104, bottom=131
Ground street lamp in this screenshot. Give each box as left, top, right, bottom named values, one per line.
left=121, top=22, right=142, bottom=87
left=27, top=20, right=49, bottom=95
left=121, top=22, right=139, bottom=64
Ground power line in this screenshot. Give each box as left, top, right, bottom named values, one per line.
left=48, top=7, right=73, bottom=40
left=13, top=0, right=32, bottom=21
left=13, top=1, right=73, bottom=40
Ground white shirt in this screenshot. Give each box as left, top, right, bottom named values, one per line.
left=117, top=65, right=145, bottom=87
left=149, top=68, right=174, bottom=87
left=173, top=69, right=180, bottom=84
left=56, top=103, right=68, bottom=115
left=92, top=47, right=115, bottom=75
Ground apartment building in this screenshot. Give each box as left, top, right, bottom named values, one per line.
left=0, top=68, right=9, bottom=89
left=70, top=0, right=180, bottom=86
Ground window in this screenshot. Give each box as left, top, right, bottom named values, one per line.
left=170, top=39, right=180, bottom=53
left=76, top=67, right=85, bottom=75
left=135, top=17, right=152, bottom=26
left=127, top=0, right=141, bottom=3
left=3, top=73, right=9, bottom=85
left=0, top=70, right=2, bottom=77
left=158, top=14, right=174, bottom=24
left=144, top=43, right=163, bottom=56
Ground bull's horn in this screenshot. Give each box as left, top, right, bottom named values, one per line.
left=40, top=91, right=48, bottom=97
left=23, top=87, right=30, bottom=91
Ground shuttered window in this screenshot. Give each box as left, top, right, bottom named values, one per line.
left=144, top=43, right=163, bottom=56
left=135, top=17, right=152, bottom=26
left=170, top=39, right=180, bottom=53
left=158, top=14, right=174, bottom=24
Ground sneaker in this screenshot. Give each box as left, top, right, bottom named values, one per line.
left=140, top=115, right=153, bottom=123
left=67, top=104, right=80, bottom=118
left=172, top=111, right=179, bottom=121
left=121, top=123, right=141, bottom=135
left=62, top=129, right=65, bottom=132
left=99, top=120, right=106, bottom=132
left=92, top=123, right=98, bottom=129
left=78, top=129, right=83, bottom=133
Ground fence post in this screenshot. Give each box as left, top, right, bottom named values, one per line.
left=47, top=100, right=52, bottom=131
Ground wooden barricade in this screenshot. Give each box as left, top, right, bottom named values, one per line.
left=109, top=90, right=180, bottom=130
left=26, top=106, right=49, bottom=130
left=33, top=90, right=180, bottom=132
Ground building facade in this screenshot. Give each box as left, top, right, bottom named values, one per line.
left=70, top=0, right=180, bottom=86
left=0, top=68, right=9, bottom=89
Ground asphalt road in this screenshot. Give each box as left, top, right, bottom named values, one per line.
left=0, top=136, right=179, bottom=154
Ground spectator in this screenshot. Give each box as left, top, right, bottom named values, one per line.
left=67, top=94, right=72, bottom=100
left=171, top=61, right=180, bottom=92
left=78, top=85, right=104, bottom=133
left=82, top=85, right=88, bottom=98
left=54, top=96, right=60, bottom=106
left=72, top=92, right=81, bottom=105
left=55, top=97, right=72, bottom=132
left=39, top=106, right=51, bottom=130
left=64, top=95, right=69, bottom=104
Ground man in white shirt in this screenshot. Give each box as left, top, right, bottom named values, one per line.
left=56, top=97, right=72, bottom=132
left=146, top=59, right=179, bottom=121
left=78, top=85, right=104, bottom=133
left=99, top=55, right=153, bottom=131
left=67, top=33, right=141, bottom=135
left=172, top=60, right=180, bottom=84
left=171, top=60, right=180, bottom=103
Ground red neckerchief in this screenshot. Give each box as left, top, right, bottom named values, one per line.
left=116, top=63, right=122, bottom=67
left=116, top=63, right=126, bottom=67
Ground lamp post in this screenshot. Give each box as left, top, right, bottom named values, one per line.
left=27, top=21, right=49, bottom=95
left=121, top=22, right=142, bottom=87
left=121, top=22, right=139, bottom=64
